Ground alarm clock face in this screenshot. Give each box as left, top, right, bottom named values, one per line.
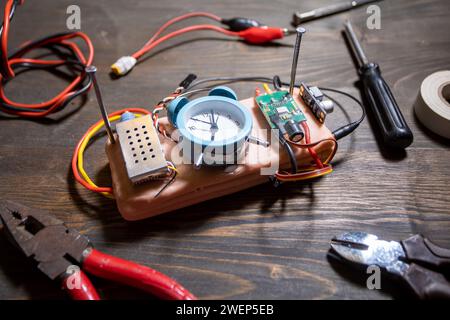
left=168, top=86, right=256, bottom=167
left=177, top=96, right=252, bottom=149
left=185, top=109, right=243, bottom=143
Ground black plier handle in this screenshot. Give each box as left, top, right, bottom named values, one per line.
left=401, top=235, right=450, bottom=299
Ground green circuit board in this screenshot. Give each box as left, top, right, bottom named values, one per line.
left=255, top=90, right=306, bottom=129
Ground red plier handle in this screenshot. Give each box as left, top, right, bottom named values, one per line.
left=62, top=249, right=196, bottom=300
left=61, top=269, right=100, bottom=300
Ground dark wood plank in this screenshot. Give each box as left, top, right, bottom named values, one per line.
left=0, top=0, right=449, bottom=299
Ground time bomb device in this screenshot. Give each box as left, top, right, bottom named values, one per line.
left=73, top=24, right=365, bottom=220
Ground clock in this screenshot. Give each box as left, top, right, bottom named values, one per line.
left=167, top=86, right=254, bottom=168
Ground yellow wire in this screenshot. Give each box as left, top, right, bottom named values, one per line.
left=78, top=113, right=177, bottom=199
left=262, top=83, right=273, bottom=94
left=276, top=166, right=333, bottom=182
left=167, top=165, right=178, bottom=173
left=78, top=115, right=121, bottom=198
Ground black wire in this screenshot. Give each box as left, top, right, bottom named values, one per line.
left=279, top=135, right=297, bottom=174
left=272, top=75, right=282, bottom=91
left=189, top=76, right=273, bottom=89
left=0, top=41, right=90, bottom=113
left=8, top=31, right=76, bottom=60
left=186, top=76, right=365, bottom=140
left=0, top=0, right=90, bottom=114
left=0, top=71, right=91, bottom=112
left=318, top=86, right=365, bottom=126
left=0, top=0, right=18, bottom=37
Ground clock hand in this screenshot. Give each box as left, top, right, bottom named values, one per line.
left=191, top=117, right=212, bottom=125
left=209, top=110, right=215, bottom=125
left=188, top=125, right=210, bottom=132
left=210, top=110, right=219, bottom=130
left=208, top=111, right=219, bottom=142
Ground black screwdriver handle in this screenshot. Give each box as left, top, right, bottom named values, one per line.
left=360, top=63, right=413, bottom=149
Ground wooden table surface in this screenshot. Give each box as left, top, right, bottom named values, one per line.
left=0, top=0, right=449, bottom=300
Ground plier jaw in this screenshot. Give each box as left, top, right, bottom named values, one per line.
left=330, top=231, right=450, bottom=299
left=0, top=200, right=91, bottom=280
left=0, top=201, right=196, bottom=300
left=330, top=231, right=409, bottom=276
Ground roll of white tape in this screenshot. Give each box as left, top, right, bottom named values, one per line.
left=414, top=71, right=450, bottom=139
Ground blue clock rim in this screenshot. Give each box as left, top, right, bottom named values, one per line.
left=176, top=96, right=253, bottom=148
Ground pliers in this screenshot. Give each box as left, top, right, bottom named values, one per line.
left=330, top=231, right=450, bottom=299
left=0, top=200, right=196, bottom=300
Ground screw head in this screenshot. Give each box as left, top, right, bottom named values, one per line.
left=296, top=27, right=306, bottom=34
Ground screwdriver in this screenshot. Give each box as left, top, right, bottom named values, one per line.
left=293, top=0, right=381, bottom=25
left=343, top=20, right=413, bottom=149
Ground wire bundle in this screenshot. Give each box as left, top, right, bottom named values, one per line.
left=0, top=0, right=94, bottom=118
left=111, top=12, right=289, bottom=76
left=151, top=87, right=184, bottom=140
left=132, top=12, right=224, bottom=61
left=274, top=125, right=337, bottom=182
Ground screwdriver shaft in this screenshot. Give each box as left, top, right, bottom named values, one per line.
left=293, top=0, right=381, bottom=25
left=344, top=20, right=369, bottom=68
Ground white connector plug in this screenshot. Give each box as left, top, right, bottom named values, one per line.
left=111, top=56, right=137, bottom=76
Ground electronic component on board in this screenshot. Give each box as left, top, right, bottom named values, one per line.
left=299, top=83, right=334, bottom=123
left=115, top=113, right=168, bottom=184
left=284, top=120, right=304, bottom=142
left=255, top=90, right=306, bottom=141
left=85, top=66, right=167, bottom=185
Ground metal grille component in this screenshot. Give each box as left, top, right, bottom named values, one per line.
left=115, top=115, right=168, bottom=184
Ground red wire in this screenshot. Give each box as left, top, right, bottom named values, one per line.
left=126, top=12, right=285, bottom=67
left=1, top=0, right=15, bottom=78
left=133, top=24, right=239, bottom=59
left=274, top=122, right=338, bottom=182
left=142, top=12, right=222, bottom=48
left=0, top=0, right=94, bottom=118
left=301, top=121, right=324, bottom=168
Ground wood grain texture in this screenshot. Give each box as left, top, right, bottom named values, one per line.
left=0, top=0, right=449, bottom=300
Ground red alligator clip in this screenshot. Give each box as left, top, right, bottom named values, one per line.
left=238, top=26, right=288, bottom=44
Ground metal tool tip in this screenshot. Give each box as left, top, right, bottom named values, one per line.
left=296, top=27, right=306, bottom=34
left=344, top=20, right=354, bottom=29
left=85, top=65, right=97, bottom=73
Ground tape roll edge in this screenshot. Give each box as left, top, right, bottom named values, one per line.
left=414, top=71, right=450, bottom=139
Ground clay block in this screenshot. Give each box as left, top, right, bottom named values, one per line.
left=106, top=91, right=335, bottom=220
